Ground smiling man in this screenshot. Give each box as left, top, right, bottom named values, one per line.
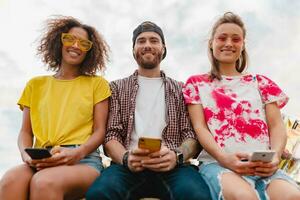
left=86, top=21, right=211, bottom=200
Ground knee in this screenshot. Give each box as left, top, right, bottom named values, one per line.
left=286, top=193, right=300, bottom=200
left=30, top=174, right=58, bottom=193
left=0, top=171, right=18, bottom=191
left=225, top=190, right=258, bottom=200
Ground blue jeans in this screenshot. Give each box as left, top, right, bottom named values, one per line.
left=86, top=163, right=211, bottom=200
left=199, top=162, right=299, bottom=200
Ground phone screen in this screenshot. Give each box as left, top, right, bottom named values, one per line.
left=138, top=137, right=162, bottom=152
left=25, top=148, right=52, bottom=159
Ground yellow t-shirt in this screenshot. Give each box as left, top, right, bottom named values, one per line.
left=18, top=75, right=111, bottom=148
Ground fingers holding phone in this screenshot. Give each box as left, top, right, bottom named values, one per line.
left=127, top=149, right=148, bottom=172
left=251, top=150, right=280, bottom=177
left=141, top=145, right=177, bottom=172
left=24, top=148, right=53, bottom=169
left=37, top=147, right=83, bottom=169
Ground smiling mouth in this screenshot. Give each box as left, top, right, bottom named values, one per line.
left=221, top=49, right=236, bottom=53
left=67, top=50, right=81, bottom=57
left=142, top=52, right=154, bottom=56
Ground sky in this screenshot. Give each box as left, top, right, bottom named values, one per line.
left=0, top=0, right=300, bottom=177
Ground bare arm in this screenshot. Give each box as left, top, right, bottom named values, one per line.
left=254, top=102, right=286, bottom=177
left=177, top=138, right=201, bottom=161
left=105, top=140, right=127, bottom=164
left=18, top=107, right=34, bottom=162
left=266, top=102, right=286, bottom=158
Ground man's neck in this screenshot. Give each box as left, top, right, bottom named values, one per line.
left=138, top=67, right=161, bottom=78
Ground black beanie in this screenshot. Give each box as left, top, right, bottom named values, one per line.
left=132, top=21, right=167, bottom=59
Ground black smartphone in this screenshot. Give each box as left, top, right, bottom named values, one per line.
left=25, top=148, right=52, bottom=159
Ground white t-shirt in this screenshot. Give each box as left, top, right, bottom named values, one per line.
left=130, top=75, right=166, bottom=149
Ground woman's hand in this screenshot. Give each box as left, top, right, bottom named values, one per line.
left=253, top=152, right=280, bottom=177
left=35, top=147, right=84, bottom=170
left=141, top=145, right=177, bottom=172
left=21, top=151, right=37, bottom=167
left=218, top=152, right=258, bottom=176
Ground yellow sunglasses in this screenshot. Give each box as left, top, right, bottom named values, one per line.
left=61, top=33, right=93, bottom=52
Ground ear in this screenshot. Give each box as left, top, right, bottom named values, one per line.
left=209, top=40, right=213, bottom=50
left=132, top=49, right=136, bottom=59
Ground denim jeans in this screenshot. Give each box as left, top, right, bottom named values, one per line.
left=86, top=163, right=211, bottom=200
left=199, top=162, right=299, bottom=200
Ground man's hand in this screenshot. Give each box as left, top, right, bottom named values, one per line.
left=127, top=148, right=149, bottom=172
left=141, top=145, right=177, bottom=172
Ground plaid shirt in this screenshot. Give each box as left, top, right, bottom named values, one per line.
left=105, top=70, right=196, bottom=150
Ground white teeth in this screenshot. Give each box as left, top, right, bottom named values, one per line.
left=68, top=51, right=79, bottom=56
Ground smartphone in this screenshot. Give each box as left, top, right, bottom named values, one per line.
left=25, top=148, right=52, bottom=159
left=138, top=137, right=162, bottom=153
left=250, top=150, right=275, bottom=162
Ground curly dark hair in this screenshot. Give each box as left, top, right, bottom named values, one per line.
left=37, top=16, right=109, bottom=75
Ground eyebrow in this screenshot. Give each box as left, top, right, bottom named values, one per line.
left=137, top=36, right=160, bottom=41
left=217, top=33, right=242, bottom=37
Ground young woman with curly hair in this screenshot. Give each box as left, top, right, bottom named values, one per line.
left=0, top=16, right=111, bottom=200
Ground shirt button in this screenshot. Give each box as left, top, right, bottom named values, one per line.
left=129, top=115, right=133, bottom=119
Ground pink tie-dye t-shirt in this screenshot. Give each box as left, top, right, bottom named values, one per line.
left=183, top=73, right=288, bottom=162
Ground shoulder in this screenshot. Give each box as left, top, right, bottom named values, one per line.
left=110, top=75, right=134, bottom=89
left=185, top=73, right=211, bottom=84
left=165, top=76, right=183, bottom=88
left=27, top=75, right=51, bottom=86
left=87, top=75, right=109, bottom=85
left=255, top=74, right=273, bottom=82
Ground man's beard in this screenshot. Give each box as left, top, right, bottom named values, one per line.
left=135, top=51, right=162, bottom=69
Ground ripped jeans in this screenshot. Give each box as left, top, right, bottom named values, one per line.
left=199, top=162, right=299, bottom=200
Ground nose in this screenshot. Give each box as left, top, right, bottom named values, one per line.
left=224, top=38, right=233, bottom=47
left=143, top=40, right=152, bottom=50
left=72, top=40, right=80, bottom=49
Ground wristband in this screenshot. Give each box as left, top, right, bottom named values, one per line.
left=122, top=151, right=129, bottom=169
left=173, top=148, right=184, bottom=166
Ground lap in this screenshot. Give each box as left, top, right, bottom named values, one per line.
left=86, top=163, right=147, bottom=200
left=32, top=164, right=99, bottom=188
left=31, top=164, right=99, bottom=200
left=199, top=162, right=300, bottom=200
left=87, top=164, right=211, bottom=200
left=162, top=165, right=212, bottom=200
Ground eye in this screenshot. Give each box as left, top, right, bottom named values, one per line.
left=150, top=39, right=159, bottom=43
left=232, top=37, right=242, bottom=43
left=217, top=36, right=226, bottom=42
left=137, top=39, right=146, bottom=44
left=80, top=40, right=91, bottom=48
left=63, top=35, right=75, bottom=42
